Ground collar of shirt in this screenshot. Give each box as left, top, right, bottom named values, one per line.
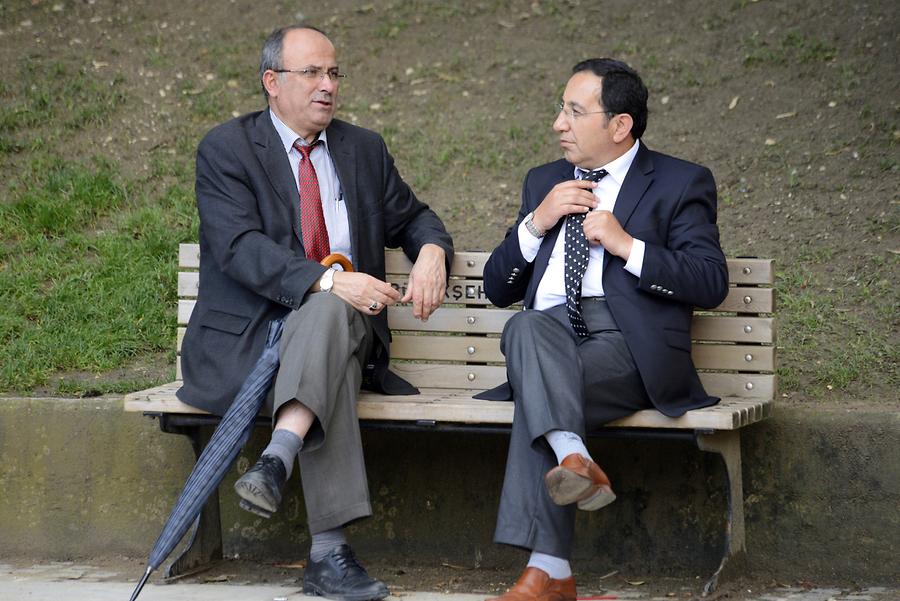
left=574, top=139, right=640, bottom=187
left=268, top=107, right=330, bottom=155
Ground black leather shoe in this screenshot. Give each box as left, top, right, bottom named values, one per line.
left=233, top=455, right=287, bottom=518
left=303, top=544, right=389, bottom=601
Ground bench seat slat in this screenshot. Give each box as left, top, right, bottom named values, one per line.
left=124, top=381, right=772, bottom=431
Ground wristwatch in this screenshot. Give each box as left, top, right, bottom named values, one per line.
left=523, top=211, right=546, bottom=238
left=319, top=268, right=335, bottom=293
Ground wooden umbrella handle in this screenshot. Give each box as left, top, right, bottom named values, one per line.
left=320, top=253, right=354, bottom=272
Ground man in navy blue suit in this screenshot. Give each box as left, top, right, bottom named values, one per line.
left=481, top=59, right=729, bottom=601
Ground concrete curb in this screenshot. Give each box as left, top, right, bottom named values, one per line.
left=0, top=397, right=897, bottom=582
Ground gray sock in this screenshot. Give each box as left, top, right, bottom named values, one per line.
left=262, top=428, right=303, bottom=480
left=310, top=528, right=347, bottom=562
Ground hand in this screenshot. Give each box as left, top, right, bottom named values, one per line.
left=531, top=179, right=599, bottom=233
left=401, top=243, right=447, bottom=321
left=582, top=210, right=634, bottom=259
left=331, top=270, right=401, bottom=315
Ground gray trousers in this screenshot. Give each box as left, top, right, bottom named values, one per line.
left=264, top=293, right=374, bottom=535
left=494, top=299, right=653, bottom=558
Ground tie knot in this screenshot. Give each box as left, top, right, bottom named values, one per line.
left=293, top=139, right=319, bottom=159
left=580, top=168, right=608, bottom=183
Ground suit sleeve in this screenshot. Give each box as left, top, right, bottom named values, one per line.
left=637, top=166, right=729, bottom=309
left=195, top=132, right=326, bottom=310
left=483, top=170, right=538, bottom=308
left=377, top=138, right=454, bottom=272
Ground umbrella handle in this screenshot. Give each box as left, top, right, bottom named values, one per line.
left=321, top=253, right=354, bottom=272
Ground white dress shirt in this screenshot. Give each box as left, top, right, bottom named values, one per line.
left=518, top=140, right=646, bottom=311
left=270, top=109, right=353, bottom=264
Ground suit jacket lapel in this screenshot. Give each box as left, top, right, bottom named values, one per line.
left=605, top=142, right=655, bottom=271
left=326, top=122, right=361, bottom=269
left=612, top=142, right=654, bottom=228
left=250, top=110, right=305, bottom=246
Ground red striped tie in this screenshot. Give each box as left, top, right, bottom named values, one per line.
left=294, top=140, right=330, bottom=263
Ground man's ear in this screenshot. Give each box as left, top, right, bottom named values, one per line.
left=613, top=113, right=634, bottom=143
left=262, top=70, right=280, bottom=98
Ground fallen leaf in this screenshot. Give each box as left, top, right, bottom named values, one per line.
left=274, top=560, right=307, bottom=568
left=599, top=570, right=619, bottom=580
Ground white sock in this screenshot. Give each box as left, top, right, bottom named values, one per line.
left=545, top=429, right=591, bottom=465
left=527, top=551, right=572, bottom=580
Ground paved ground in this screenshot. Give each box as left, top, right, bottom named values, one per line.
left=1, top=562, right=896, bottom=601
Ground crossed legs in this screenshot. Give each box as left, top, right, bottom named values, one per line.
left=490, top=300, right=652, bottom=601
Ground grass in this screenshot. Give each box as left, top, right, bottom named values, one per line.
left=0, top=158, right=191, bottom=392
left=0, top=0, right=896, bottom=404
left=775, top=260, right=898, bottom=398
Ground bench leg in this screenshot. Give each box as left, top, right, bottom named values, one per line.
left=158, top=420, right=224, bottom=580
left=696, top=430, right=746, bottom=596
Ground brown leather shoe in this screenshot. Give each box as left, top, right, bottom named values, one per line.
left=487, top=567, right=576, bottom=601
left=544, top=453, right=616, bottom=511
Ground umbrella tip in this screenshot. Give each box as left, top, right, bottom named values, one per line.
left=129, top=566, right=153, bottom=601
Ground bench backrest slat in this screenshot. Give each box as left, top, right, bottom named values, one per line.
left=180, top=245, right=775, bottom=286
left=176, top=244, right=776, bottom=402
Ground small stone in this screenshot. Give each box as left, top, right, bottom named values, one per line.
left=728, top=95, right=739, bottom=110
left=205, top=73, right=215, bottom=81
left=412, top=89, right=428, bottom=96
left=660, top=95, right=670, bottom=105
left=775, top=111, right=796, bottom=119
left=53, top=3, right=64, bottom=11
left=765, top=138, right=777, bottom=146
left=20, top=19, right=33, bottom=28
left=828, top=100, right=837, bottom=107
left=405, top=67, right=414, bottom=76
left=369, top=103, right=382, bottom=111
left=158, top=89, right=166, bottom=97
left=227, top=79, right=238, bottom=88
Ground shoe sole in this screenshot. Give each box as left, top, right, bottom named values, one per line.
left=577, top=487, right=617, bottom=511
left=234, top=478, right=279, bottom=514
left=303, top=581, right=390, bottom=601
left=545, top=468, right=616, bottom=510
left=238, top=498, right=273, bottom=519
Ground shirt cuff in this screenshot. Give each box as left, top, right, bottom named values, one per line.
left=624, top=238, right=645, bottom=277
left=517, top=220, right=542, bottom=263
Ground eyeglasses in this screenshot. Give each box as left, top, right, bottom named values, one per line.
left=273, top=67, right=347, bottom=82
left=556, top=101, right=615, bottom=120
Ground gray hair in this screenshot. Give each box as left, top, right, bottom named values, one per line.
left=259, top=24, right=328, bottom=101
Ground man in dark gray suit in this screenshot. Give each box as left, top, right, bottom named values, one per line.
left=480, top=59, right=728, bottom=601
left=176, top=25, right=453, bottom=601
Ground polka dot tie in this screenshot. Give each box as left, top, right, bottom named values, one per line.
left=294, top=140, right=330, bottom=263
left=564, top=168, right=607, bottom=337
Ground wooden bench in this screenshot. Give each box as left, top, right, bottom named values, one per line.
left=125, top=243, right=776, bottom=594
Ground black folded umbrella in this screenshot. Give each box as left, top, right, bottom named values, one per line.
left=129, top=318, right=284, bottom=601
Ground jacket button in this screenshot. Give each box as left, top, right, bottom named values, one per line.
left=667, top=290, right=674, bottom=295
